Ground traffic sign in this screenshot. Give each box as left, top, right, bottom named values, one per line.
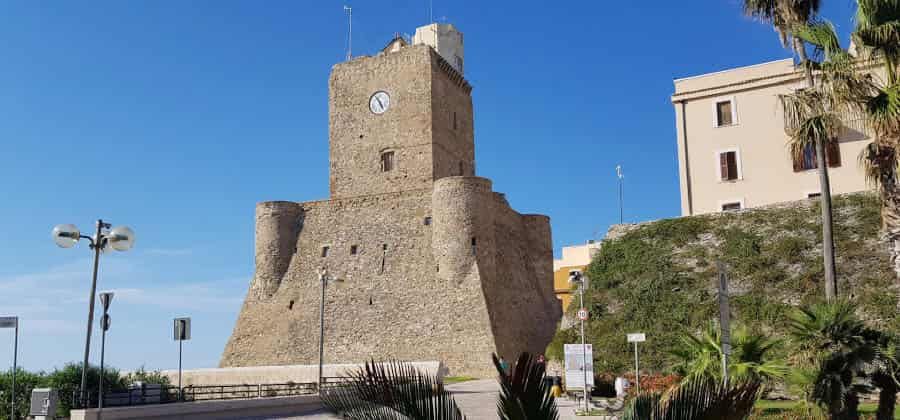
left=627, top=333, right=646, bottom=343
left=0, top=317, right=17, bottom=329
left=577, top=308, right=589, bottom=321
left=174, top=317, right=191, bottom=341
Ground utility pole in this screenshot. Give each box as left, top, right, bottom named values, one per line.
left=717, top=262, right=731, bottom=387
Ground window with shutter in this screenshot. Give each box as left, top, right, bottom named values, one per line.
left=720, top=151, right=739, bottom=181
left=794, top=143, right=818, bottom=172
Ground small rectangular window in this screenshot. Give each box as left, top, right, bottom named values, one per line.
left=719, top=151, right=739, bottom=181
left=350, top=245, right=358, bottom=255
left=424, top=217, right=432, bottom=226
left=381, top=151, right=395, bottom=172
left=716, top=100, right=734, bottom=126
left=471, top=237, right=477, bottom=255
left=721, top=202, right=742, bottom=212
left=321, top=246, right=329, bottom=258
left=808, top=192, right=822, bottom=199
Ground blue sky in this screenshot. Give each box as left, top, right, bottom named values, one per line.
left=0, top=1, right=860, bottom=371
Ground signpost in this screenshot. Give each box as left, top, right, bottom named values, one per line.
left=174, top=317, right=191, bottom=397
left=627, top=333, right=646, bottom=394
left=717, top=262, right=731, bottom=387
left=563, top=344, right=594, bottom=388
left=1, top=317, right=18, bottom=420
left=98, top=292, right=113, bottom=412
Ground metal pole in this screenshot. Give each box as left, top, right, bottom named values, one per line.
left=634, top=342, right=639, bottom=395
left=99, top=318, right=106, bottom=411
left=11, top=321, right=17, bottom=420
left=178, top=339, right=183, bottom=400
left=318, top=271, right=327, bottom=392
left=80, top=219, right=104, bottom=407
left=619, top=176, right=624, bottom=224
left=579, top=284, right=589, bottom=413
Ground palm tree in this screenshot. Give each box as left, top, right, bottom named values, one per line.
left=622, top=377, right=761, bottom=420
left=670, top=322, right=787, bottom=383
left=321, top=353, right=558, bottom=420
left=744, top=0, right=839, bottom=301
left=853, top=0, right=900, bottom=281
left=869, top=340, right=899, bottom=420
left=788, top=301, right=885, bottom=419
left=320, top=360, right=467, bottom=420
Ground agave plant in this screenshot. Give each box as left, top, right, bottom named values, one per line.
left=492, top=353, right=558, bottom=420
left=321, top=353, right=557, bottom=420
left=621, top=377, right=761, bottom=420
left=320, top=360, right=466, bottom=420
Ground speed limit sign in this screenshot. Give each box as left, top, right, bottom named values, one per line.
left=577, top=308, right=589, bottom=320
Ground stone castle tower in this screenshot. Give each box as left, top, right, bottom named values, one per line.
left=220, top=23, right=561, bottom=377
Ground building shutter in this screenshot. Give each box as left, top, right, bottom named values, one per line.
left=827, top=141, right=842, bottom=167
left=720, top=153, right=730, bottom=180
left=792, top=151, right=803, bottom=172
left=726, top=152, right=738, bottom=180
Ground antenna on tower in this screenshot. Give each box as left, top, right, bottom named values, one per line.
left=428, top=0, right=434, bottom=23
left=343, top=5, right=353, bottom=61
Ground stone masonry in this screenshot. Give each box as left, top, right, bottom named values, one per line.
left=220, top=24, right=561, bottom=377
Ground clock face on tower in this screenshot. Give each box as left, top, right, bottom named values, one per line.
left=369, top=91, right=390, bottom=114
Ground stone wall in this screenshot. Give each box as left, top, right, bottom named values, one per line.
left=222, top=180, right=559, bottom=377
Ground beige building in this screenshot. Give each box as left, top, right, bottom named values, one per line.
left=671, top=58, right=873, bottom=215
left=552, top=242, right=600, bottom=311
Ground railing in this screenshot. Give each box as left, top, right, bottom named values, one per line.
left=72, top=381, right=320, bottom=409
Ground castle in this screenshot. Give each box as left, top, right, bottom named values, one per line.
left=220, top=23, right=561, bottom=377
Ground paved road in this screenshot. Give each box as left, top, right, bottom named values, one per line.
left=258, top=379, right=592, bottom=419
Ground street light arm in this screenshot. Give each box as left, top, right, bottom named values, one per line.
left=79, top=234, right=96, bottom=247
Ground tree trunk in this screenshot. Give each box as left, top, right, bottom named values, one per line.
left=795, top=36, right=838, bottom=301
left=816, top=138, right=838, bottom=301
left=879, top=155, right=900, bottom=285
left=875, top=378, right=897, bottom=420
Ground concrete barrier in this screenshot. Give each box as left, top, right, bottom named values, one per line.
left=70, top=394, right=324, bottom=420
left=157, top=361, right=446, bottom=387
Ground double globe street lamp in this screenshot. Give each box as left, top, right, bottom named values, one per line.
left=52, top=220, right=135, bottom=407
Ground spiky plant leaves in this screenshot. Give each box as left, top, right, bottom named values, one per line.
left=622, top=378, right=761, bottom=420
left=621, top=393, right=662, bottom=420
left=492, top=353, right=558, bottom=420
left=320, top=360, right=466, bottom=420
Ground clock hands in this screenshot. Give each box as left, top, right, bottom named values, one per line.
left=375, top=96, right=384, bottom=109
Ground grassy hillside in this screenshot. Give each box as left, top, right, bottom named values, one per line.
left=548, top=192, right=899, bottom=374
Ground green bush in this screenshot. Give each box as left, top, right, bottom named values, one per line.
left=550, top=192, right=898, bottom=377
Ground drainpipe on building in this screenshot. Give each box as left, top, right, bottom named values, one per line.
left=680, top=100, right=694, bottom=216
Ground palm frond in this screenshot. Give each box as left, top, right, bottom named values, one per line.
left=493, top=353, right=558, bottom=420
left=622, top=378, right=761, bottom=420
left=858, top=142, right=898, bottom=189
left=320, top=360, right=466, bottom=420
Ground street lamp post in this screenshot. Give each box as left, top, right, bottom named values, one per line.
left=98, top=292, right=113, bottom=413
left=569, top=270, right=590, bottom=413
left=52, top=220, right=135, bottom=407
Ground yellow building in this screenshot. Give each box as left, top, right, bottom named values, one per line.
left=552, top=241, right=600, bottom=312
